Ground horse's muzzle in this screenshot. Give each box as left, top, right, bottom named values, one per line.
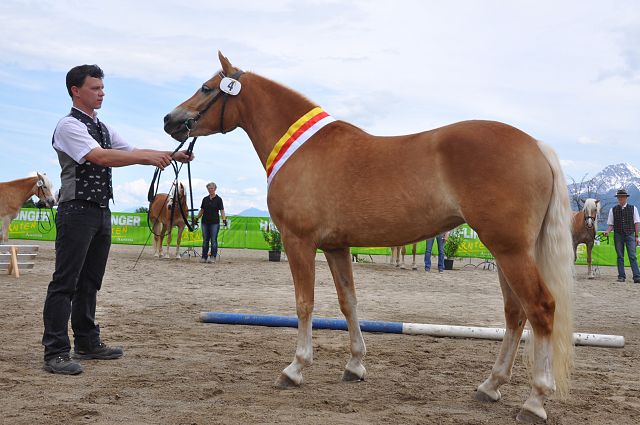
left=163, top=109, right=192, bottom=142
left=38, top=197, right=56, bottom=208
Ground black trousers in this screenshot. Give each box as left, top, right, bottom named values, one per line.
left=42, top=200, right=111, bottom=360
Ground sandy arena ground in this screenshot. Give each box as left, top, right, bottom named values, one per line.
left=0, top=241, right=638, bottom=424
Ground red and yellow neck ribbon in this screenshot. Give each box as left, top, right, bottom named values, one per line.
left=266, top=107, right=335, bottom=186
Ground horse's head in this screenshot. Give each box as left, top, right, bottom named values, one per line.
left=34, top=172, right=56, bottom=208
left=178, top=182, right=187, bottom=202
left=164, top=51, right=244, bottom=142
left=583, top=198, right=600, bottom=230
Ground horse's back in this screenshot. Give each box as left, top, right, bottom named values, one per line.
left=269, top=119, right=553, bottom=247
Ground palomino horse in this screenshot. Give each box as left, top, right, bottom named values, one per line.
left=149, top=182, right=188, bottom=259
left=390, top=244, right=418, bottom=270
left=164, top=52, right=575, bottom=423
left=571, top=198, right=600, bottom=279
left=0, top=173, right=56, bottom=243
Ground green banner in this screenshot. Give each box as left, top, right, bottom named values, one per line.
left=7, top=210, right=637, bottom=266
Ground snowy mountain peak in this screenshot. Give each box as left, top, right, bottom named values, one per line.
left=591, top=163, right=640, bottom=192
left=594, top=163, right=640, bottom=181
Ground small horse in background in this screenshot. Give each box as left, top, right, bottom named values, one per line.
left=0, top=173, right=56, bottom=243
left=571, top=198, right=600, bottom=279
left=149, top=182, right=188, bottom=259
left=390, top=244, right=418, bottom=270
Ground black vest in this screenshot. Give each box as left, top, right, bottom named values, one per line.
left=612, top=204, right=635, bottom=234
left=67, top=108, right=113, bottom=205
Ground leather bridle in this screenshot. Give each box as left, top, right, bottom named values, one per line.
left=184, top=70, right=244, bottom=137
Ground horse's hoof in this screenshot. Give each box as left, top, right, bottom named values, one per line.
left=588, top=275, right=595, bottom=280
left=474, top=389, right=500, bottom=403
left=516, top=408, right=546, bottom=424
left=342, top=370, right=365, bottom=382
left=274, top=373, right=300, bottom=389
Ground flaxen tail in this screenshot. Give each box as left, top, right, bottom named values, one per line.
left=533, top=140, right=575, bottom=398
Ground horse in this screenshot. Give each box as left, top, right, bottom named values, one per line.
left=164, top=52, right=575, bottom=423
left=149, top=182, right=188, bottom=259
left=0, top=173, right=56, bottom=243
left=390, top=244, right=418, bottom=270
left=571, top=198, right=600, bottom=279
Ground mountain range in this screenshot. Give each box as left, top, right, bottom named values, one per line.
left=567, top=162, right=640, bottom=214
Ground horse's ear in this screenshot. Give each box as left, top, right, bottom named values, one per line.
left=218, top=51, right=233, bottom=74
left=595, top=199, right=600, bottom=205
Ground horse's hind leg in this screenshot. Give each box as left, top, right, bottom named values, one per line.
left=275, top=237, right=317, bottom=389
left=492, top=253, right=557, bottom=422
left=324, top=247, right=366, bottom=382
left=586, top=241, right=595, bottom=279
left=411, top=243, right=417, bottom=270
left=390, top=247, right=398, bottom=267
left=476, top=267, right=527, bottom=402
left=1, top=216, right=11, bottom=243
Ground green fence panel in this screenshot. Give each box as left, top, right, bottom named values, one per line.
left=8, top=210, right=637, bottom=265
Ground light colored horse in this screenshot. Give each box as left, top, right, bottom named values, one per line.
left=149, top=182, right=188, bottom=259
left=571, top=198, right=600, bottom=279
left=0, top=173, right=56, bottom=243
left=164, top=52, right=575, bottom=423
left=390, top=244, right=418, bottom=270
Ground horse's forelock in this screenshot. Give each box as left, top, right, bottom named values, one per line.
left=41, top=173, right=53, bottom=189
left=583, top=198, right=598, bottom=216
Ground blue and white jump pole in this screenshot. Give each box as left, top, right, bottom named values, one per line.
left=199, top=312, right=624, bottom=348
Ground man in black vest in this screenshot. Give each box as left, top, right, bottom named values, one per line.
left=603, top=189, right=640, bottom=283
left=42, top=64, right=194, bottom=375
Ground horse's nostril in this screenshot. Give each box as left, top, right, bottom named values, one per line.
left=164, top=114, right=170, bottom=124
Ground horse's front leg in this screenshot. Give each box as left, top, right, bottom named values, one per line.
left=174, top=225, right=184, bottom=259
left=165, top=226, right=173, bottom=258
left=275, top=237, right=317, bottom=389
left=158, top=225, right=167, bottom=258
left=586, top=241, right=595, bottom=279
left=324, top=247, right=366, bottom=382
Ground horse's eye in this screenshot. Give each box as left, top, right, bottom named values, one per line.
left=201, top=84, right=213, bottom=94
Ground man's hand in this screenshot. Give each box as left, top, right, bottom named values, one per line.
left=172, top=150, right=195, bottom=163
left=144, top=151, right=173, bottom=170
left=223, top=219, right=228, bottom=227
left=603, top=230, right=609, bottom=237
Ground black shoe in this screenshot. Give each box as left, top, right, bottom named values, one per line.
left=634, top=279, right=640, bottom=284
left=43, top=354, right=83, bottom=375
left=617, top=277, right=625, bottom=282
left=72, top=342, right=124, bottom=360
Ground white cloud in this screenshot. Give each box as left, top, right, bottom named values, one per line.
left=1, top=1, right=640, bottom=211
left=577, top=136, right=602, bottom=146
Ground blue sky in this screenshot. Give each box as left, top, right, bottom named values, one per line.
left=1, top=1, right=639, bottom=213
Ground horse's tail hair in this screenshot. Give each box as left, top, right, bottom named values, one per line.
left=532, top=140, right=575, bottom=399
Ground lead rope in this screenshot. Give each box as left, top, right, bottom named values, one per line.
left=133, top=137, right=198, bottom=270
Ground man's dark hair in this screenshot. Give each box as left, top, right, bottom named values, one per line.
left=65, top=64, right=104, bottom=97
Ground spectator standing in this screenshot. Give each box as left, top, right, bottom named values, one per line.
left=424, top=233, right=447, bottom=273
left=196, top=182, right=226, bottom=263
left=603, top=189, right=640, bottom=283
